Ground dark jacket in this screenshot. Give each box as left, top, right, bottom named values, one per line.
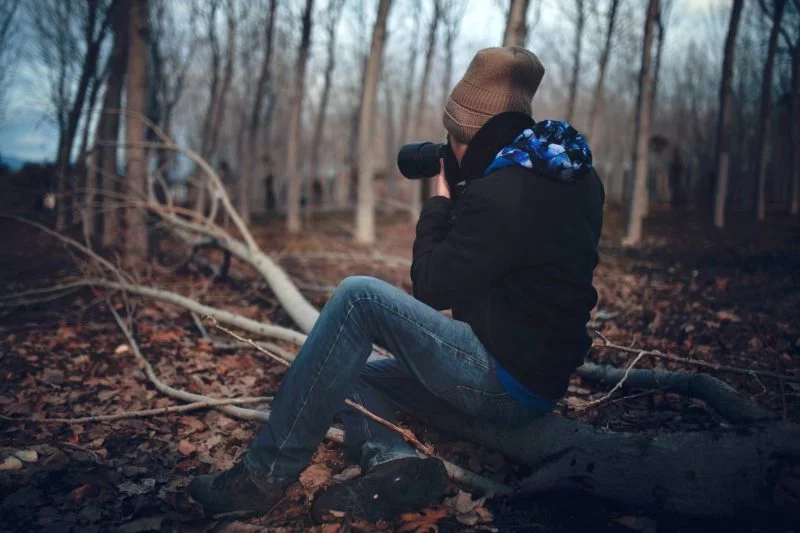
left=411, top=113, right=604, bottom=401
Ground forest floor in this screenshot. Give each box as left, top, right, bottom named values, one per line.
left=0, top=208, right=798, bottom=533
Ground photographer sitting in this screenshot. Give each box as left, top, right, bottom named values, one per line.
left=189, top=46, right=604, bottom=521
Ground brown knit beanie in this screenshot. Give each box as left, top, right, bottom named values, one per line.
left=443, top=46, right=545, bottom=144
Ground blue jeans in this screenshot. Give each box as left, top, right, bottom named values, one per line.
left=244, top=276, right=544, bottom=482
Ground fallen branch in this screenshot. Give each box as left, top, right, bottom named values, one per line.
left=593, top=331, right=799, bottom=383
left=576, top=362, right=774, bottom=424
left=0, top=397, right=273, bottom=424
left=572, top=351, right=647, bottom=411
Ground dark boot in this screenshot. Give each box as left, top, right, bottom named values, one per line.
left=188, top=460, right=287, bottom=518
left=311, top=457, right=448, bottom=523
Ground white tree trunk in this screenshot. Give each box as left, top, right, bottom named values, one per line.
left=622, top=0, right=658, bottom=247
left=355, top=0, right=393, bottom=244
left=286, top=0, right=314, bottom=234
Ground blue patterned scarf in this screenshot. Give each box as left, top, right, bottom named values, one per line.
left=484, top=120, right=593, bottom=182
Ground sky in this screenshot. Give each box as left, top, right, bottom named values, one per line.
left=0, top=0, right=730, bottom=164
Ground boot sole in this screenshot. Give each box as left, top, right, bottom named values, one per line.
left=311, top=457, right=448, bottom=523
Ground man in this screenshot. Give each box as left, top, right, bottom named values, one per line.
left=189, top=46, right=604, bottom=522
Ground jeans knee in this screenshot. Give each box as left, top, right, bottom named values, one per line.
left=336, top=276, right=383, bottom=300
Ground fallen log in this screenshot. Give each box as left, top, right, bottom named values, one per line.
left=417, top=410, right=799, bottom=520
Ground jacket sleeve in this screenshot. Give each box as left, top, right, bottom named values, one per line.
left=411, top=187, right=520, bottom=310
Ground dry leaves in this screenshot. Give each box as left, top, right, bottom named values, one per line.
left=299, top=463, right=333, bottom=497
left=398, top=508, right=448, bottom=532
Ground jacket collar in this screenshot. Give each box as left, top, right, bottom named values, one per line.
left=458, top=112, right=536, bottom=181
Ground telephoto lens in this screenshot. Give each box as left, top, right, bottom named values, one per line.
left=397, top=142, right=445, bottom=179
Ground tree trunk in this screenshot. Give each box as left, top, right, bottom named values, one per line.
left=713, top=0, right=744, bottom=229
left=566, top=0, right=585, bottom=125
left=286, top=0, right=314, bottom=234
left=622, top=0, right=658, bottom=247
left=650, top=10, right=665, bottom=125
left=384, top=82, right=397, bottom=211
left=410, top=0, right=441, bottom=222
left=124, top=0, right=149, bottom=257
left=355, top=0, right=394, bottom=244
left=420, top=411, right=799, bottom=518
left=754, top=0, right=787, bottom=221
left=54, top=3, right=105, bottom=231
left=308, top=0, right=344, bottom=216
left=200, top=0, right=221, bottom=160
left=207, top=0, right=236, bottom=164
left=239, top=0, right=277, bottom=224
left=502, top=0, right=530, bottom=47
left=588, top=0, right=619, bottom=142
left=791, top=47, right=800, bottom=216
left=100, top=9, right=128, bottom=249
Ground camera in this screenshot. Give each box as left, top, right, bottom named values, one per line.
left=397, top=142, right=446, bottom=180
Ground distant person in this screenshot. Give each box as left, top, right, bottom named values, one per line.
left=189, top=47, right=604, bottom=522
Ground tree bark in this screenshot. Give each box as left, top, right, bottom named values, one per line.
left=650, top=5, right=667, bottom=124
left=286, top=0, right=314, bottom=234
left=754, top=0, right=787, bottom=221
left=622, top=0, right=658, bottom=247
left=100, top=7, right=128, bottom=249
left=207, top=0, right=236, bottom=163
left=83, top=57, right=112, bottom=241
left=566, top=0, right=585, bottom=125
left=791, top=47, right=800, bottom=215
left=124, top=0, right=149, bottom=257
left=410, top=0, right=441, bottom=222
left=239, top=0, right=278, bottom=223
left=355, top=0, right=394, bottom=244
left=308, top=0, right=345, bottom=216
left=421, top=411, right=799, bottom=518
left=502, top=0, right=530, bottom=47
left=713, top=0, right=744, bottom=228
left=588, top=0, right=619, bottom=142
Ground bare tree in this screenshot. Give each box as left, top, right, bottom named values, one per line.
left=503, top=0, right=530, bottom=47
left=96, top=6, right=128, bottom=248
left=409, top=0, right=442, bottom=221
left=207, top=0, right=237, bottom=161
left=440, top=0, right=467, bottom=112
left=0, top=0, right=22, bottom=122
left=238, top=0, right=278, bottom=223
left=566, top=0, right=587, bottom=124
left=28, top=0, right=116, bottom=230
left=150, top=0, right=198, bottom=155
left=754, top=0, right=788, bottom=221
left=286, top=0, right=315, bottom=234
left=355, top=0, right=394, bottom=244
left=712, top=0, right=745, bottom=229
left=308, top=0, right=346, bottom=217
left=124, top=0, right=149, bottom=256
left=587, top=0, right=619, bottom=141
left=786, top=2, right=800, bottom=215
left=622, top=0, right=659, bottom=247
